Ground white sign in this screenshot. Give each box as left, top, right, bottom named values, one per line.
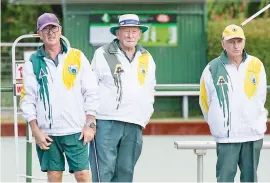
left=15, top=50, right=36, bottom=80
left=90, top=26, right=116, bottom=46
left=15, top=63, right=24, bottom=80
left=24, top=51, right=35, bottom=62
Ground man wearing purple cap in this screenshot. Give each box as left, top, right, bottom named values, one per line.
left=20, top=13, right=99, bottom=182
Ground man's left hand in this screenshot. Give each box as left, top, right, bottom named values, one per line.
left=79, top=126, right=96, bottom=146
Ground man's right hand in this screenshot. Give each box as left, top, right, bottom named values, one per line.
left=29, top=120, right=53, bottom=150
left=33, top=128, right=53, bottom=150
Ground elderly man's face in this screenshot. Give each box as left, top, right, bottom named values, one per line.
left=222, top=38, right=245, bottom=57
left=38, top=25, right=62, bottom=47
left=116, top=26, right=142, bottom=49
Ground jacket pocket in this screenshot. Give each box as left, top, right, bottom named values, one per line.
left=251, top=109, right=267, bottom=135
left=207, top=104, right=228, bottom=138
left=242, top=102, right=268, bottom=135
left=137, top=99, right=154, bottom=127
left=36, top=100, right=49, bottom=129
left=97, top=86, right=117, bottom=115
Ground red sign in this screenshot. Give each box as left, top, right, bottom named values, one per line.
left=16, top=63, right=24, bottom=80
left=16, top=84, right=23, bottom=96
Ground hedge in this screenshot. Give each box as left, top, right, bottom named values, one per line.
left=208, top=18, right=270, bottom=112
left=152, top=18, right=270, bottom=119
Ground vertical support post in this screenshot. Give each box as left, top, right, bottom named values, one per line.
left=194, top=149, right=207, bottom=183
left=182, top=96, right=189, bottom=120
left=197, top=154, right=203, bottom=182
left=61, top=0, right=67, bottom=35
left=26, top=124, right=32, bottom=182
left=12, top=34, right=19, bottom=183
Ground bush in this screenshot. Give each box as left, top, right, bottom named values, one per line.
left=207, top=18, right=270, bottom=112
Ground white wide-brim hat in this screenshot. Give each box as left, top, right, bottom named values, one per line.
left=110, top=14, right=149, bottom=36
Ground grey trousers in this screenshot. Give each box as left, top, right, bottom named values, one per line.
left=89, top=120, right=143, bottom=182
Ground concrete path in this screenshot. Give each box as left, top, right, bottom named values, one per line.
left=1, top=135, right=270, bottom=182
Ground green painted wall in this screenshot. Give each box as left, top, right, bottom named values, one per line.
left=63, top=3, right=207, bottom=116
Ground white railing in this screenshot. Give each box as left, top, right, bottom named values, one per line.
left=174, top=141, right=270, bottom=183
left=1, top=42, right=43, bottom=47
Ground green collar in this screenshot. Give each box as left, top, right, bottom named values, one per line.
left=219, top=50, right=248, bottom=64
left=37, top=39, right=68, bottom=58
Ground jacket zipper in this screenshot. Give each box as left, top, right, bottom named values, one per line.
left=47, top=63, right=54, bottom=129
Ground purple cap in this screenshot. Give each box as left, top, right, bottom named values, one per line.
left=37, top=13, right=61, bottom=32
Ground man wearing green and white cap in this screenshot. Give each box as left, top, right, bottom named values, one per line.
left=89, top=14, right=156, bottom=182
left=199, top=24, right=267, bottom=182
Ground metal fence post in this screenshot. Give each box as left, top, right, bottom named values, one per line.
left=194, top=149, right=207, bottom=183
left=182, top=96, right=189, bottom=119
left=26, top=124, right=32, bottom=183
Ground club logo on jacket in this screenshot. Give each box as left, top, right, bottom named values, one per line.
left=114, top=64, right=124, bottom=74
left=139, top=66, right=146, bottom=75
left=217, top=76, right=227, bottom=85
left=39, top=68, right=47, bottom=79
left=250, top=74, right=256, bottom=85
left=68, top=64, right=78, bottom=75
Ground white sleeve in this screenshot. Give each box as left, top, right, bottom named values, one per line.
left=199, top=65, right=212, bottom=122
left=90, top=49, right=101, bottom=84
left=20, top=61, right=38, bottom=122
left=80, top=52, right=100, bottom=116
left=148, top=55, right=156, bottom=105
left=258, top=63, right=267, bottom=107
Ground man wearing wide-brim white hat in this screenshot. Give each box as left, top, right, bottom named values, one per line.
left=110, top=14, right=149, bottom=36
left=89, top=14, right=156, bottom=182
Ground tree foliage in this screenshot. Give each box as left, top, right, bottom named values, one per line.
left=207, top=0, right=270, bottom=21
left=1, top=0, right=53, bottom=42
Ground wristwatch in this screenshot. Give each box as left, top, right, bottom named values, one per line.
left=84, top=122, right=96, bottom=129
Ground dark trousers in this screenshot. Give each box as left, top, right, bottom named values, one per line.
left=89, top=120, right=143, bottom=182
left=216, top=139, right=263, bottom=182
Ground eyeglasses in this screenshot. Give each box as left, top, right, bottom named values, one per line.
left=42, top=26, right=59, bottom=34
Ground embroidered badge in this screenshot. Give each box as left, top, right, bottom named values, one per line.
left=139, top=66, right=146, bottom=75
left=217, top=76, right=227, bottom=85
left=68, top=64, right=78, bottom=75
left=114, top=64, right=124, bottom=74
left=250, top=74, right=256, bottom=85
left=39, top=68, right=47, bottom=79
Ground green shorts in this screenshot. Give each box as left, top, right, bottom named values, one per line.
left=36, top=132, right=89, bottom=173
